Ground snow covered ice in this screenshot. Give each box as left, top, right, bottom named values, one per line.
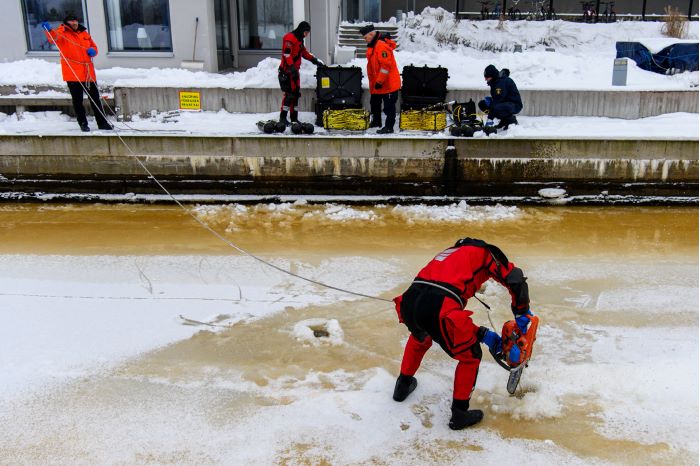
left=0, top=204, right=696, bottom=464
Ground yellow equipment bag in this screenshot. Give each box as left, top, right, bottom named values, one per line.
left=323, top=109, right=370, bottom=131
left=399, top=110, right=447, bottom=131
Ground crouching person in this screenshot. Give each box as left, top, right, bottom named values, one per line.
left=478, top=65, right=522, bottom=131
left=42, top=15, right=112, bottom=132
left=392, top=237, right=534, bottom=430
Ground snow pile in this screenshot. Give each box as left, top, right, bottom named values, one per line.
left=391, top=201, right=520, bottom=222
left=292, top=318, right=345, bottom=346
left=342, top=7, right=698, bottom=90
left=193, top=201, right=523, bottom=230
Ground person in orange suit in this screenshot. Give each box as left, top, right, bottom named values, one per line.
left=42, top=14, right=112, bottom=132
left=360, top=24, right=400, bottom=134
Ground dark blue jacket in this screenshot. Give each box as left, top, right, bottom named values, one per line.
left=489, top=76, right=522, bottom=113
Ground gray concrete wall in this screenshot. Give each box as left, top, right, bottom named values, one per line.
left=0, top=135, right=695, bottom=185
left=115, top=86, right=699, bottom=119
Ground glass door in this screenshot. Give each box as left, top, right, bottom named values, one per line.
left=343, top=0, right=381, bottom=21
left=214, top=0, right=233, bottom=69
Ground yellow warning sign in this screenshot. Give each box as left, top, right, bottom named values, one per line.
left=321, top=77, right=330, bottom=89
left=179, top=91, right=201, bottom=111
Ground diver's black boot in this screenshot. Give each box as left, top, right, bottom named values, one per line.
left=392, top=374, right=417, bottom=402
left=279, top=110, right=290, bottom=126
left=290, top=110, right=299, bottom=123
left=449, top=399, right=484, bottom=430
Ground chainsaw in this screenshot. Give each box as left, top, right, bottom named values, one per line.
left=489, top=313, right=540, bottom=395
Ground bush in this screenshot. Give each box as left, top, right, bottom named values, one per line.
left=661, top=5, right=688, bottom=39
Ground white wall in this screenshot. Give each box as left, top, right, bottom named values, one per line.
left=1, top=0, right=218, bottom=72
left=0, top=1, right=35, bottom=63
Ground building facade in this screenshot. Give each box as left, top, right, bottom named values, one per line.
left=1, top=0, right=696, bottom=74
left=3, top=0, right=342, bottom=72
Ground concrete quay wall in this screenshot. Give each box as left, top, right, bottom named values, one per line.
left=0, top=135, right=696, bottom=200
left=115, top=87, right=699, bottom=120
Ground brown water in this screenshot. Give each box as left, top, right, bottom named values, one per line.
left=0, top=203, right=697, bottom=465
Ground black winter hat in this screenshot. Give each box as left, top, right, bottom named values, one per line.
left=63, top=14, right=79, bottom=22
left=484, top=64, right=499, bottom=79
left=358, top=24, right=375, bottom=36
left=295, top=21, right=311, bottom=33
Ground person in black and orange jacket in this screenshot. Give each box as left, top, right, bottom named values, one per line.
left=359, top=24, right=401, bottom=134
left=42, top=14, right=112, bottom=132
left=278, top=21, right=323, bottom=126
left=392, top=237, right=535, bottom=430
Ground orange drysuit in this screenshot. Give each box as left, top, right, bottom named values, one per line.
left=45, top=24, right=97, bottom=82
left=366, top=36, right=400, bottom=94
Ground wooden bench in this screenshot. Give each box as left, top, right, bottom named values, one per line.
left=0, top=95, right=115, bottom=120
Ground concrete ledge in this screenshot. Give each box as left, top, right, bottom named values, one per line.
left=0, top=135, right=696, bottom=198
left=115, top=87, right=699, bottom=119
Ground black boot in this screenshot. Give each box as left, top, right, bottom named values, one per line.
left=369, top=118, right=382, bottom=128
left=279, top=110, right=290, bottom=126
left=449, top=399, right=483, bottom=430
left=392, top=374, right=417, bottom=402
left=79, top=123, right=90, bottom=132
left=290, top=110, right=299, bottom=123
left=496, top=115, right=518, bottom=130
left=376, top=126, right=394, bottom=134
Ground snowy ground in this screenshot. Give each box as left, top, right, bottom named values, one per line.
left=0, top=204, right=697, bottom=464
left=0, top=17, right=697, bottom=93
left=0, top=109, right=697, bottom=139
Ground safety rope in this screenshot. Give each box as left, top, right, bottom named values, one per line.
left=42, top=25, right=393, bottom=305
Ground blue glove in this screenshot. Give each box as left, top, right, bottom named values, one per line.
left=509, top=345, right=521, bottom=365
left=479, top=327, right=502, bottom=354
left=41, top=21, right=52, bottom=31
left=86, top=47, right=97, bottom=57
left=515, top=309, right=533, bottom=335
left=484, top=96, right=492, bottom=107
left=485, top=120, right=494, bottom=127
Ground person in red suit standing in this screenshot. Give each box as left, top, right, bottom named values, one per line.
left=278, top=21, right=324, bottom=126
left=392, top=237, right=535, bottom=430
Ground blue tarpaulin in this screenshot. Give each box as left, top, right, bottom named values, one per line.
left=616, top=41, right=699, bottom=74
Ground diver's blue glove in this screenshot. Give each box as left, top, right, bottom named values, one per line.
left=485, top=120, right=494, bottom=127
left=41, top=21, right=52, bottom=31
left=479, top=326, right=502, bottom=354
left=515, top=309, right=533, bottom=334
left=86, top=47, right=97, bottom=57
left=509, top=345, right=521, bottom=365
left=484, top=96, right=492, bottom=107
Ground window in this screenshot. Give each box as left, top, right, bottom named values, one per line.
left=22, top=0, right=87, bottom=52
left=104, top=0, right=172, bottom=52
left=238, top=0, right=293, bottom=50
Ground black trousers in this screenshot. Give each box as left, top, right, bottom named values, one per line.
left=66, top=81, right=109, bottom=128
left=478, top=100, right=521, bottom=121
left=370, top=91, right=398, bottom=129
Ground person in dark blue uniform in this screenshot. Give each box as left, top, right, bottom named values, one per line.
left=478, top=65, right=522, bottom=130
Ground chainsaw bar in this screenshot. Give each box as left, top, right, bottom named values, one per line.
left=507, top=364, right=525, bottom=394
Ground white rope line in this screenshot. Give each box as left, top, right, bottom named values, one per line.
left=43, top=26, right=392, bottom=304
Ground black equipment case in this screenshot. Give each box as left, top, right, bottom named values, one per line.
left=400, top=65, right=449, bottom=110
left=315, top=66, right=364, bottom=125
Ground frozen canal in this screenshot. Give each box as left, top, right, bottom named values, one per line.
left=0, top=203, right=697, bottom=464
